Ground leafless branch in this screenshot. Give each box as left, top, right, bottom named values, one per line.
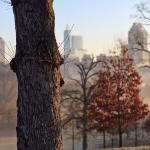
left=131, top=47, right=150, bottom=54
left=136, top=2, right=150, bottom=21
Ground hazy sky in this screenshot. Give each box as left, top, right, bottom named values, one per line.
left=0, top=0, right=145, bottom=56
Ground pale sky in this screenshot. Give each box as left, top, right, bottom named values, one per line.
left=0, top=0, right=146, bottom=56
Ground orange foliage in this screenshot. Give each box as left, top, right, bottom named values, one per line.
left=87, top=48, right=149, bottom=133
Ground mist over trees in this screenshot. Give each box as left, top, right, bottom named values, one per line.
left=1, top=0, right=150, bottom=150
left=87, top=48, right=149, bottom=147
left=61, top=56, right=101, bottom=150
left=0, top=63, right=17, bottom=130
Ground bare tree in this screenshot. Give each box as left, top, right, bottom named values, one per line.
left=134, top=2, right=150, bottom=68
left=136, top=2, right=150, bottom=25
left=61, top=57, right=102, bottom=150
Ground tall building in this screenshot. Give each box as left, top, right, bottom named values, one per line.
left=70, top=35, right=86, bottom=59
left=71, top=35, right=83, bottom=51
left=0, top=37, right=5, bottom=63
left=63, top=26, right=86, bottom=59
left=128, top=23, right=149, bottom=66
left=64, top=25, right=71, bottom=55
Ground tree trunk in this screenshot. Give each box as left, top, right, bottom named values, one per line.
left=10, top=0, right=63, bottom=150
left=111, top=137, right=114, bottom=148
left=72, top=120, right=75, bottom=150
left=103, top=131, right=106, bottom=148
left=82, top=129, right=87, bottom=150
left=82, top=105, right=87, bottom=150
left=82, top=94, right=88, bottom=150
left=134, top=123, right=138, bottom=146
left=118, top=127, right=122, bottom=147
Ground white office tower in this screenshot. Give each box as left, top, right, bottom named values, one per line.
left=0, top=37, right=5, bottom=63
left=70, top=35, right=86, bottom=60
left=71, top=35, right=83, bottom=51
left=64, top=25, right=71, bottom=55
left=128, top=23, right=149, bottom=67
left=63, top=26, right=87, bottom=60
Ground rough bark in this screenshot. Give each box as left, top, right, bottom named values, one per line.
left=10, top=0, right=63, bottom=149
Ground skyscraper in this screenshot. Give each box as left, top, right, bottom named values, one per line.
left=128, top=23, right=149, bottom=66
left=63, top=26, right=86, bottom=59
left=64, top=25, right=71, bottom=54
left=0, top=37, right=5, bottom=63
left=71, top=35, right=83, bottom=51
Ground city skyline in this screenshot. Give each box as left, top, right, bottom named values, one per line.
left=0, top=0, right=146, bottom=56
left=0, top=1, right=150, bottom=149
left=63, top=25, right=84, bottom=54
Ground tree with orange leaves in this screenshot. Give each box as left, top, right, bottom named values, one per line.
left=87, top=48, right=149, bottom=147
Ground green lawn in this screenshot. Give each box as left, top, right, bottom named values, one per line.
left=94, top=146, right=150, bottom=150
